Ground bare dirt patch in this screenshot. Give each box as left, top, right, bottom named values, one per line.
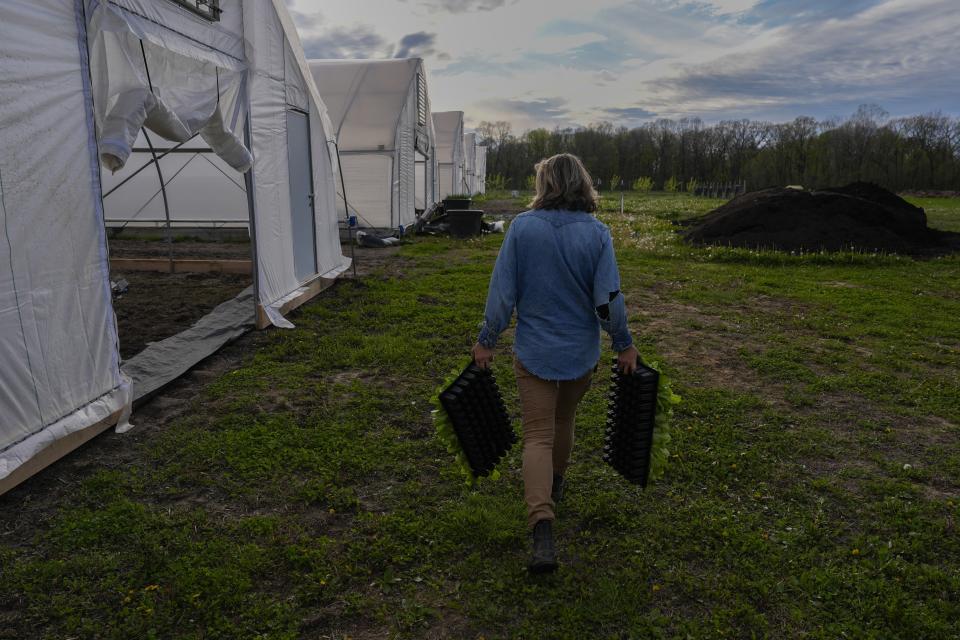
left=112, top=270, right=252, bottom=360
left=340, top=245, right=409, bottom=279
left=476, top=198, right=525, bottom=218
left=111, top=242, right=407, bottom=363
left=328, top=369, right=379, bottom=386
left=630, top=294, right=775, bottom=401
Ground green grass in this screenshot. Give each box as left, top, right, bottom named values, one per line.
left=2, top=195, right=959, bottom=638
left=907, top=196, right=960, bottom=233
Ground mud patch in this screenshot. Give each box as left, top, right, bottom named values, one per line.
left=339, top=245, right=408, bottom=279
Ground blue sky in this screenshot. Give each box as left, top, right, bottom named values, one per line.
left=287, top=0, right=960, bottom=131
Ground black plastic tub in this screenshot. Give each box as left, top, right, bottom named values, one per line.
left=447, top=210, right=483, bottom=238
left=443, top=197, right=472, bottom=211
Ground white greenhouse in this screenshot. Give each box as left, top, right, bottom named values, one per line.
left=308, top=58, right=437, bottom=230
left=0, top=0, right=349, bottom=494
left=433, top=111, right=466, bottom=198
left=475, top=143, right=488, bottom=195
left=462, top=132, right=489, bottom=195
left=463, top=132, right=477, bottom=194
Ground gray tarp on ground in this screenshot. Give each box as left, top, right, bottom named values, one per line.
left=122, top=287, right=255, bottom=402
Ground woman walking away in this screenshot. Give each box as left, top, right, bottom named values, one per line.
left=471, top=153, right=638, bottom=574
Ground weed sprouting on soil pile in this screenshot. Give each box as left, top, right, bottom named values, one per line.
left=1, top=193, right=959, bottom=639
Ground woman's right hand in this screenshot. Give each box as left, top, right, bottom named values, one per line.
left=617, top=344, right=639, bottom=375
left=472, top=342, right=495, bottom=370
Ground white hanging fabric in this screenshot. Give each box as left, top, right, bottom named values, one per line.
left=88, top=0, right=251, bottom=173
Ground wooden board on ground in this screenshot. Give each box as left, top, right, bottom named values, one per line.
left=256, top=274, right=337, bottom=330
left=0, top=407, right=126, bottom=495
left=110, top=258, right=253, bottom=275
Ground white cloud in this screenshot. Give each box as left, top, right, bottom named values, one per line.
left=637, top=0, right=960, bottom=119
left=703, top=0, right=759, bottom=13
left=528, top=32, right=607, bottom=56
left=290, top=0, right=960, bottom=129
left=414, top=0, right=512, bottom=13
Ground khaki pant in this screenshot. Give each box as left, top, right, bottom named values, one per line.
left=514, top=358, right=594, bottom=529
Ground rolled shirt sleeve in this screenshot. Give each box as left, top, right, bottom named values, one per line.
left=594, top=230, right=633, bottom=352
left=477, top=225, right=518, bottom=348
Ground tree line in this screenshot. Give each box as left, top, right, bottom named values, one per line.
left=476, top=105, right=960, bottom=193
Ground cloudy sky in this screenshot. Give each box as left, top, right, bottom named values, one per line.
left=286, top=0, right=960, bottom=132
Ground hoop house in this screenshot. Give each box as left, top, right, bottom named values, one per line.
left=308, top=58, right=436, bottom=230
left=475, top=144, right=488, bottom=195
left=463, top=132, right=477, bottom=194
left=433, top=111, right=466, bottom=198
left=0, top=0, right=349, bottom=494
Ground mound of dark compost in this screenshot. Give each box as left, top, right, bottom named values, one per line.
left=683, top=182, right=959, bottom=255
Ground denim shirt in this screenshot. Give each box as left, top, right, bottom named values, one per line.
left=477, top=209, right=633, bottom=380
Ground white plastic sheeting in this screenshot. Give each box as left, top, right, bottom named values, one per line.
left=107, top=0, right=245, bottom=62
left=433, top=111, right=466, bottom=198
left=244, top=1, right=349, bottom=314
left=122, top=287, right=254, bottom=402
left=102, top=133, right=249, bottom=226
left=308, top=58, right=436, bottom=229
left=88, top=0, right=251, bottom=173
left=0, top=0, right=130, bottom=482
left=97, top=0, right=250, bottom=229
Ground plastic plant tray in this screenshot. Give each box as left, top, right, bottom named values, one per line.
left=438, top=362, right=517, bottom=477
left=603, top=358, right=660, bottom=487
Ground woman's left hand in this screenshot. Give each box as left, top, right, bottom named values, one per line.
left=472, top=342, right=495, bottom=370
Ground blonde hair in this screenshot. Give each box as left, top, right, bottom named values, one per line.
left=529, top=153, right=599, bottom=213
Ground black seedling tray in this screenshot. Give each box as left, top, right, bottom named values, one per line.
left=438, top=362, right=517, bottom=477
left=604, top=358, right=659, bottom=487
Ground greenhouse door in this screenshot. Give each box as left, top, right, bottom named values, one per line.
left=286, top=110, right=317, bottom=283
